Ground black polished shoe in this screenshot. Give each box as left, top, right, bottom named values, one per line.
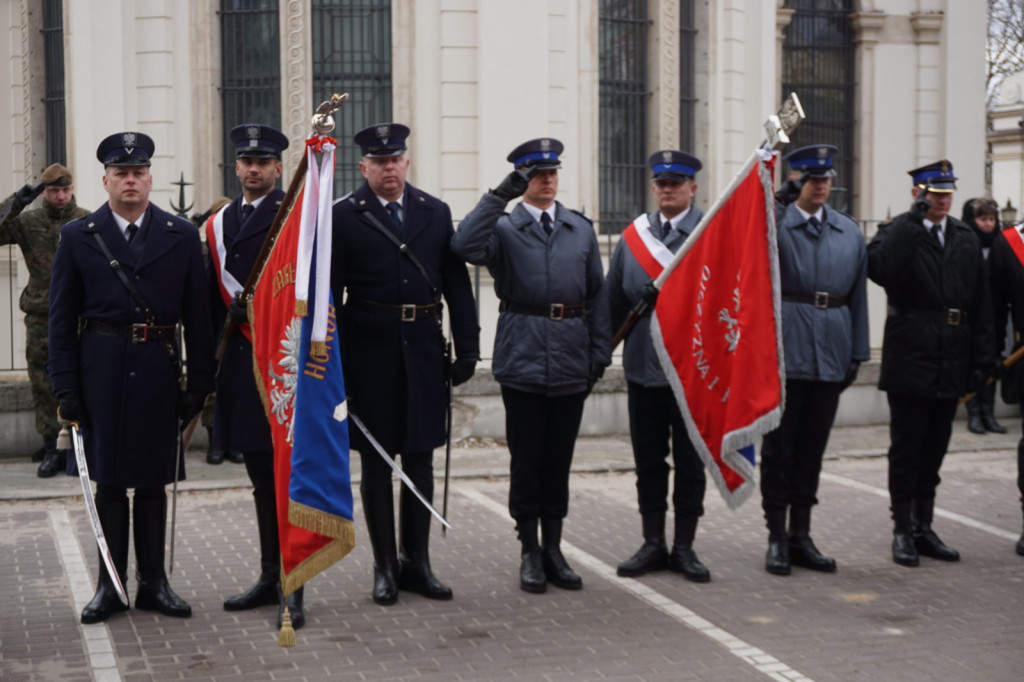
left=372, top=564, right=398, bottom=605
left=520, top=547, right=547, bottom=594
left=399, top=558, right=453, bottom=600
left=542, top=548, right=583, bottom=590
left=982, top=412, right=1008, bottom=434
left=967, top=412, right=986, bottom=434
left=81, top=577, right=129, bottom=624
left=892, top=532, right=920, bottom=566
left=788, top=535, right=837, bottom=572
left=913, top=528, right=960, bottom=561
left=206, top=449, right=225, bottom=465
left=669, top=545, right=710, bottom=582
left=37, top=450, right=64, bottom=478
left=765, top=540, right=791, bottom=575
left=223, top=572, right=279, bottom=611
left=136, top=577, right=192, bottom=618
left=277, top=586, right=305, bottom=630
left=1016, top=532, right=1024, bottom=557
left=616, top=541, right=669, bottom=577
left=227, top=451, right=246, bottom=464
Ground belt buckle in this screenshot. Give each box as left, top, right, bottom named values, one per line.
left=549, top=303, right=565, bottom=321
left=401, top=304, right=416, bottom=322
left=814, top=292, right=829, bottom=309
left=131, top=323, right=148, bottom=343
left=947, top=309, right=961, bottom=326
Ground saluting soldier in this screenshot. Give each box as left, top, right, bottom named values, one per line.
left=330, top=123, right=480, bottom=606
left=206, top=124, right=305, bottom=628
left=760, top=145, right=869, bottom=575
left=607, top=150, right=711, bottom=583
left=867, top=160, right=995, bottom=567
left=452, top=138, right=612, bottom=594
left=48, top=132, right=215, bottom=623
left=0, top=164, right=89, bottom=477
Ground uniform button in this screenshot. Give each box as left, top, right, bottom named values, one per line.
left=402, top=278, right=408, bottom=284
left=403, top=340, right=409, bottom=346
left=134, top=275, right=141, bottom=280
left=129, top=371, right=136, bottom=378
left=134, top=307, right=141, bottom=313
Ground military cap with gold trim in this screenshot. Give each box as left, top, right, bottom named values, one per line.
left=908, top=159, right=957, bottom=193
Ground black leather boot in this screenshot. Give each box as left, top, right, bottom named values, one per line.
left=361, top=487, right=399, bottom=605
left=1017, top=508, right=1024, bottom=557
left=966, top=394, right=986, bottom=434
left=37, top=439, right=65, bottom=478
left=133, top=493, right=192, bottom=617
left=516, top=518, right=546, bottom=593
left=788, top=505, right=836, bottom=572
left=81, top=496, right=130, bottom=624
left=979, top=382, right=1008, bottom=433
left=398, top=482, right=452, bottom=600
left=617, top=512, right=670, bottom=577
left=765, top=507, right=790, bottom=575
left=891, top=502, right=919, bottom=566
left=540, top=518, right=582, bottom=590
left=912, top=498, right=960, bottom=561
left=277, top=585, right=305, bottom=630
left=670, top=515, right=710, bottom=582
left=224, top=488, right=280, bottom=610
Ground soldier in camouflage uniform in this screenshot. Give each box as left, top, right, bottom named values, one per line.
left=0, top=164, right=89, bottom=476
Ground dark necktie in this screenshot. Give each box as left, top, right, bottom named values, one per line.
left=126, top=223, right=138, bottom=243
left=240, top=204, right=254, bottom=222
left=807, top=215, right=821, bottom=237
left=127, top=223, right=143, bottom=257
left=662, top=220, right=672, bottom=241
left=541, top=212, right=552, bottom=236
left=931, top=223, right=943, bottom=247
left=387, top=202, right=402, bottom=231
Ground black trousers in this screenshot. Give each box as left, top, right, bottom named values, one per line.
left=760, top=379, right=843, bottom=511
left=502, top=386, right=587, bottom=520
left=359, top=447, right=433, bottom=494
left=886, top=392, right=958, bottom=505
left=95, top=484, right=164, bottom=504
left=626, top=382, right=705, bottom=517
left=1017, top=404, right=1024, bottom=501
left=242, top=450, right=275, bottom=496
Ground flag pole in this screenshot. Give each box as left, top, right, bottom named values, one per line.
left=610, top=92, right=806, bottom=350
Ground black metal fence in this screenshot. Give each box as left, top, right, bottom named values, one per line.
left=599, top=0, right=648, bottom=235
left=220, top=0, right=282, bottom=195
left=42, top=0, right=66, bottom=166
left=312, top=0, right=392, bottom=197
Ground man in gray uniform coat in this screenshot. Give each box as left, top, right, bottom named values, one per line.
left=606, top=150, right=711, bottom=583
left=452, top=137, right=611, bottom=594
left=760, top=145, right=869, bottom=576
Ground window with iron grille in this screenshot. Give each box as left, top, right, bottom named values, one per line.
left=42, top=0, right=66, bottom=166
left=312, top=0, right=392, bottom=197
left=781, top=0, right=856, bottom=213
left=680, top=0, right=697, bottom=154
left=599, top=0, right=648, bottom=235
left=220, top=0, right=281, bottom=195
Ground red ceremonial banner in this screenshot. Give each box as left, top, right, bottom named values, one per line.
left=650, top=157, right=784, bottom=509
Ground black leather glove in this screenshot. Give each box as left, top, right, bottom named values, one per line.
left=15, top=182, right=44, bottom=206
left=228, top=295, right=249, bottom=324
left=587, top=362, right=606, bottom=392
left=57, top=392, right=85, bottom=425
left=967, top=366, right=990, bottom=395
left=909, top=195, right=932, bottom=223
left=491, top=169, right=531, bottom=202
left=839, top=361, right=860, bottom=392
left=774, top=173, right=807, bottom=206
left=640, top=281, right=660, bottom=308
left=449, top=356, right=477, bottom=387
left=178, top=390, right=208, bottom=426
left=992, top=358, right=1009, bottom=381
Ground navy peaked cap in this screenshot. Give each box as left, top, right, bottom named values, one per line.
left=96, top=131, right=155, bottom=167
left=353, top=123, right=410, bottom=157
left=908, top=159, right=957, bottom=193
left=784, top=145, right=838, bottom=177
left=507, top=138, right=564, bottom=170
left=230, top=124, right=289, bottom=159
left=649, top=150, right=701, bottom=180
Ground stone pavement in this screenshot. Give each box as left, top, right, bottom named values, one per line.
left=2, top=421, right=1023, bottom=681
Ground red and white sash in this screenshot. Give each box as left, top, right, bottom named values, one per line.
left=622, top=213, right=674, bottom=279
left=1003, top=225, right=1024, bottom=268
left=206, top=206, right=251, bottom=341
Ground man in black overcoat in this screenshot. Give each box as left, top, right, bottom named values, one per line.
left=330, top=123, right=480, bottom=605
left=867, top=160, right=995, bottom=567
left=48, top=132, right=215, bottom=623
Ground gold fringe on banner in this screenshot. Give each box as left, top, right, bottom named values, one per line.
left=310, top=340, right=327, bottom=357
left=278, top=607, right=296, bottom=647
left=289, top=501, right=355, bottom=540
left=294, top=299, right=308, bottom=316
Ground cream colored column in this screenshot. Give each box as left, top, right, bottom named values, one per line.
left=909, top=11, right=943, bottom=165
left=280, top=0, right=312, bottom=185
left=850, top=10, right=885, bottom=222
left=189, top=1, right=222, bottom=212
left=648, top=0, right=680, bottom=153
left=774, top=4, right=793, bottom=105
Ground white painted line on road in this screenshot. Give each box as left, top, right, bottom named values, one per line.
left=820, top=472, right=1020, bottom=541
left=459, top=488, right=815, bottom=682
left=50, top=508, right=124, bottom=682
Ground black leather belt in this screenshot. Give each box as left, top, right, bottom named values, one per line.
left=887, top=305, right=967, bottom=326
left=82, top=319, right=177, bottom=342
left=782, top=291, right=847, bottom=309
left=348, top=298, right=440, bottom=322
left=500, top=301, right=586, bottom=321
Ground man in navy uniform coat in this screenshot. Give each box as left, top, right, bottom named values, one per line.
left=868, top=160, right=995, bottom=567
left=760, top=145, right=869, bottom=576
left=48, top=132, right=215, bottom=623
left=207, top=123, right=305, bottom=628
left=607, top=150, right=712, bottom=583
left=331, top=123, right=480, bottom=605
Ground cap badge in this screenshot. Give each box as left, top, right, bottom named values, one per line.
left=121, top=132, right=136, bottom=153
left=662, top=151, right=673, bottom=163
left=540, top=138, right=551, bottom=151
left=376, top=124, right=390, bottom=141
left=246, top=125, right=261, bottom=140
